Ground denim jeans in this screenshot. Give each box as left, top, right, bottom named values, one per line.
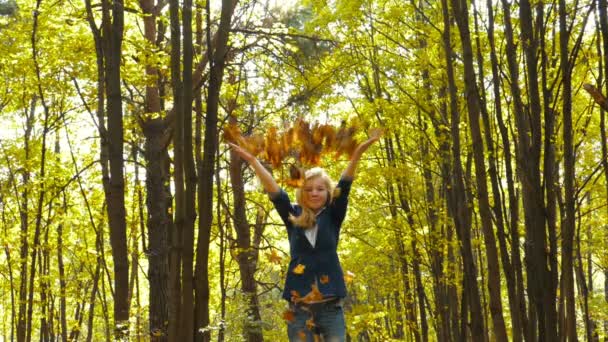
left=287, top=300, right=345, bottom=342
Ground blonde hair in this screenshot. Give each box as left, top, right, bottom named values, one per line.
left=289, top=167, right=334, bottom=228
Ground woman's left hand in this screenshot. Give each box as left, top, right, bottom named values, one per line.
left=353, top=128, right=383, bottom=157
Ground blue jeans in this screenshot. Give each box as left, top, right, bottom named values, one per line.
left=287, top=300, right=345, bottom=342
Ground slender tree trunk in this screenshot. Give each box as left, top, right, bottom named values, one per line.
left=179, top=0, right=198, bottom=334
left=16, top=97, right=35, bottom=342
left=94, top=0, right=130, bottom=335
left=137, top=0, right=171, bottom=340
left=450, top=0, right=508, bottom=339
left=476, top=1, right=523, bottom=339
left=596, top=1, right=608, bottom=341
left=27, top=5, right=53, bottom=340
left=558, top=0, right=577, bottom=339
left=58, top=196, right=68, bottom=342
left=194, top=1, right=238, bottom=341
left=228, top=147, right=264, bottom=342
left=440, top=0, right=485, bottom=339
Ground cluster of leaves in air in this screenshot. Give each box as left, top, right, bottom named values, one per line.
left=223, top=118, right=361, bottom=187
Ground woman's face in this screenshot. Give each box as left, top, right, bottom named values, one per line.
left=302, top=176, right=328, bottom=212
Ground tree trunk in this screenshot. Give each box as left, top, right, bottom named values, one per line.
left=27, top=6, right=53, bottom=340
left=477, top=0, right=524, bottom=339
left=16, top=97, right=35, bottom=342
left=440, top=0, right=485, bottom=339
left=194, top=1, right=238, bottom=341
left=450, top=0, right=508, bottom=339
left=94, top=0, right=130, bottom=335
left=558, top=0, right=577, bottom=339
left=597, top=1, right=608, bottom=339
left=228, top=147, right=264, bottom=342
left=137, top=0, right=170, bottom=339
left=179, top=0, right=198, bottom=334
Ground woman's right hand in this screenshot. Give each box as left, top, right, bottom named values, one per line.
left=228, top=142, right=256, bottom=164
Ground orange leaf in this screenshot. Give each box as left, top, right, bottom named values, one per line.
left=286, top=164, right=305, bottom=188
left=298, top=284, right=323, bottom=304
left=293, top=264, right=306, bottom=275
left=306, top=318, right=315, bottom=330
left=222, top=122, right=242, bottom=143
left=320, top=275, right=329, bottom=284
left=266, top=250, right=282, bottom=265
left=264, top=126, right=284, bottom=168
left=283, top=310, right=295, bottom=323
left=241, top=133, right=265, bottom=156
left=298, top=330, right=307, bottom=341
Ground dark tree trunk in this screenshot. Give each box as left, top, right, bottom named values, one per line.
left=167, top=0, right=185, bottom=338
left=179, top=0, right=198, bottom=334
left=194, top=1, right=238, bottom=341
left=450, top=0, right=508, bottom=339
left=597, top=0, right=608, bottom=339
left=16, top=97, right=35, bottom=342
left=228, top=146, right=264, bottom=342
left=477, top=0, right=524, bottom=339
left=27, top=5, right=53, bottom=340
left=440, top=0, right=485, bottom=339
left=137, top=0, right=170, bottom=339
left=92, top=0, right=130, bottom=335
left=558, top=0, right=577, bottom=339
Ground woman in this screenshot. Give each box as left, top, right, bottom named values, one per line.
left=228, top=129, right=380, bottom=342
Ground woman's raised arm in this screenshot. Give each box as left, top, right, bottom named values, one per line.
left=228, top=142, right=280, bottom=194
left=341, top=128, right=382, bottom=180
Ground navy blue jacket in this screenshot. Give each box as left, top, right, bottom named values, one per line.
left=270, top=177, right=353, bottom=301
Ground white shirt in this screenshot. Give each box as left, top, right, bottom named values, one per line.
left=304, top=207, right=325, bottom=248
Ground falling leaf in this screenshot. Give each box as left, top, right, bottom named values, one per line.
left=283, top=310, right=295, bottom=323
left=306, top=318, right=315, bottom=330
left=298, top=331, right=307, bottom=341
left=297, top=284, right=323, bottom=304
left=264, top=126, right=284, bottom=168
left=320, top=275, right=329, bottom=284
left=241, top=133, right=265, bottom=156
left=266, top=250, right=282, bottom=264
left=286, top=164, right=305, bottom=188
left=344, top=270, right=355, bottom=284
left=222, top=122, right=241, bottom=143
left=293, top=264, right=306, bottom=275
left=333, top=122, right=359, bottom=159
